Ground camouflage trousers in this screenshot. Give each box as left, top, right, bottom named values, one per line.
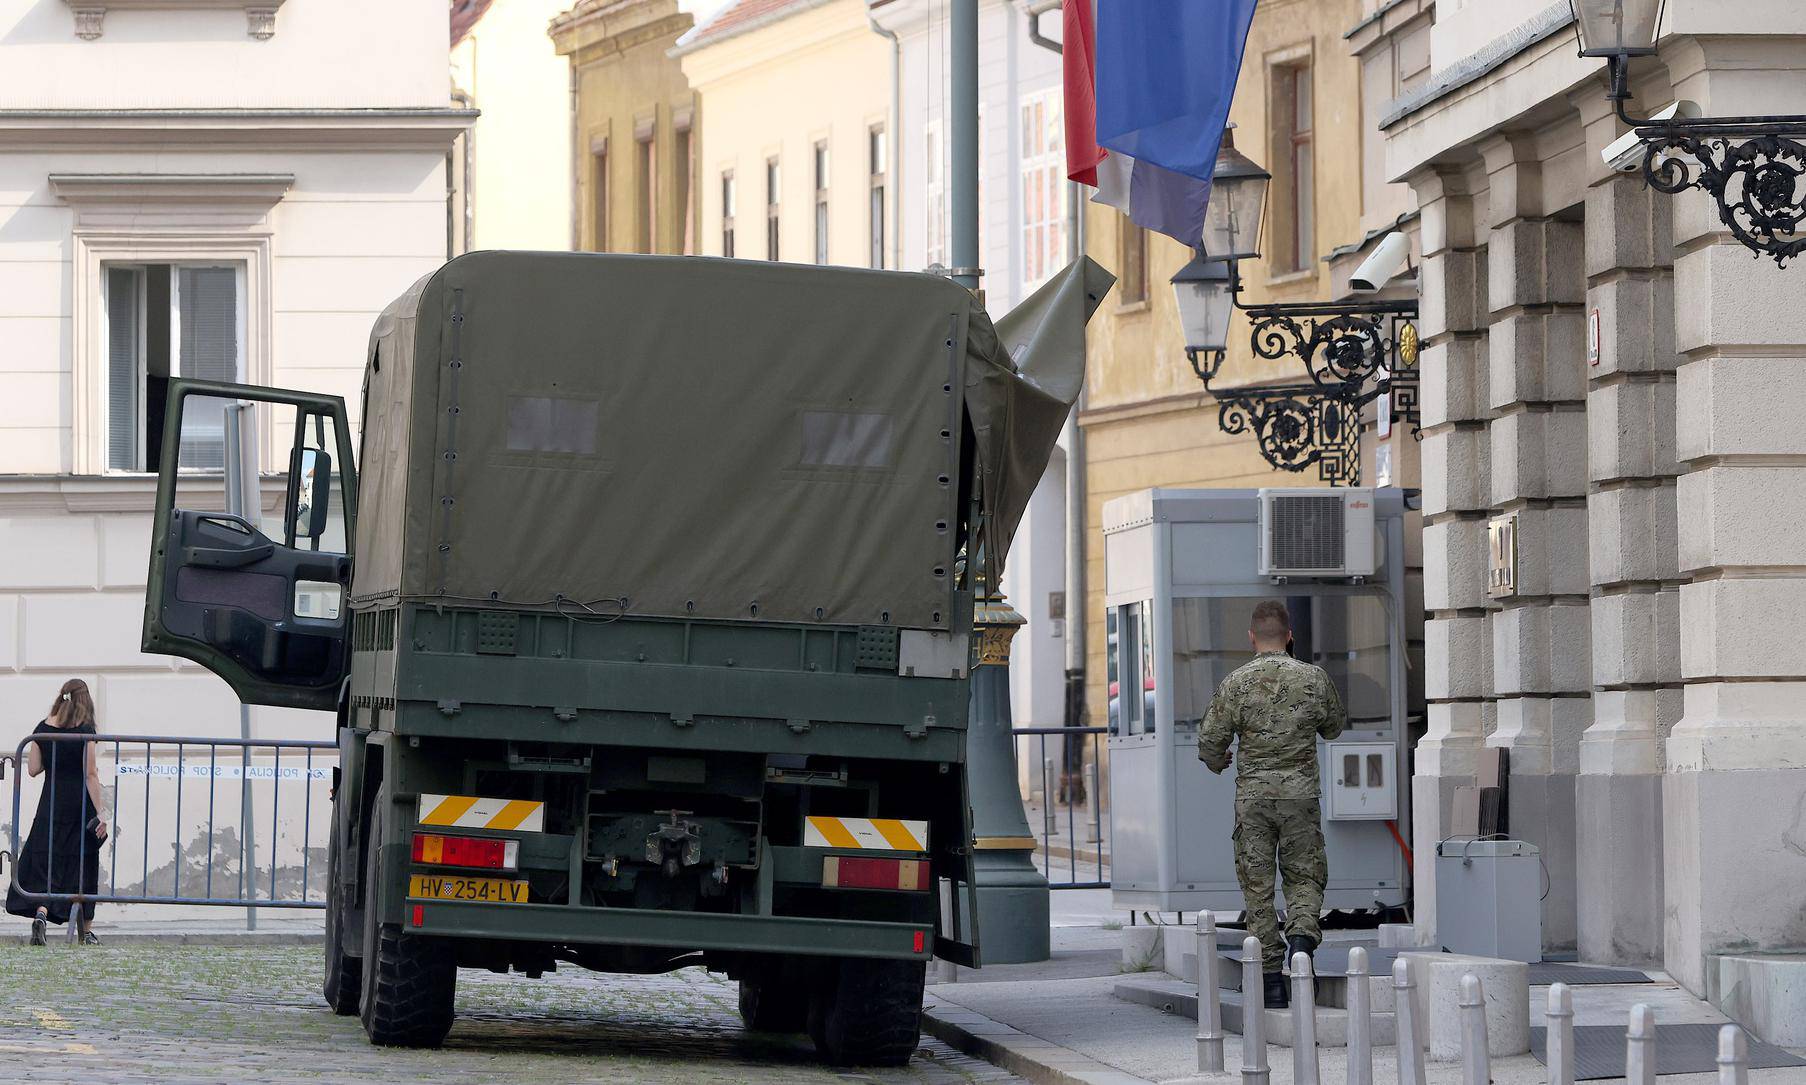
left=1231, top=796, right=1327, bottom=972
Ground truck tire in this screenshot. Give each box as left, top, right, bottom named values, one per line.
left=359, top=799, right=456, bottom=1047
left=322, top=800, right=361, bottom=1016
left=738, top=971, right=809, bottom=1033
left=807, top=957, right=926, bottom=1067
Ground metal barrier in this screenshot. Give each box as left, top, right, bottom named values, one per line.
left=1012, top=725, right=1109, bottom=889
left=3, top=732, right=336, bottom=909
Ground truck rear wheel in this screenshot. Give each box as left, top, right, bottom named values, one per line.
left=322, top=800, right=361, bottom=1015
left=738, top=969, right=809, bottom=1033
left=807, top=957, right=926, bottom=1067
left=358, top=799, right=456, bottom=1047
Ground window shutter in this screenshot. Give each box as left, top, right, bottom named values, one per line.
left=105, top=267, right=141, bottom=471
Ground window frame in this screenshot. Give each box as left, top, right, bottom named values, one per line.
left=1268, top=51, right=1316, bottom=275
left=1118, top=222, right=1148, bottom=307
left=1018, top=87, right=1067, bottom=291
left=636, top=123, right=657, bottom=255
left=721, top=169, right=736, bottom=258
left=591, top=136, right=610, bottom=252
left=766, top=155, right=781, bottom=262
left=813, top=139, right=830, bottom=265
left=868, top=124, right=887, bottom=270
left=101, top=261, right=250, bottom=473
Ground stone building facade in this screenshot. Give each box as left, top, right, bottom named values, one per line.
left=0, top=0, right=468, bottom=742
left=1372, top=0, right=1806, bottom=1023
left=551, top=0, right=698, bottom=256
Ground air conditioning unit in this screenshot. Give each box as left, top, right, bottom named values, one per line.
left=1258, top=488, right=1377, bottom=577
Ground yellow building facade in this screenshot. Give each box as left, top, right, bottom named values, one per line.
left=677, top=0, right=893, bottom=268
left=551, top=0, right=698, bottom=255
left=1080, top=0, right=1379, bottom=726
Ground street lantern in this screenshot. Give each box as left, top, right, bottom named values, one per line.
left=1568, top=0, right=1806, bottom=265
left=1203, top=127, right=1270, bottom=262
left=1172, top=251, right=1233, bottom=382
left=1570, top=0, right=1664, bottom=57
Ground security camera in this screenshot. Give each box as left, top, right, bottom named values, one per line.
left=1350, top=232, right=1411, bottom=293
left=1603, top=100, right=1700, bottom=173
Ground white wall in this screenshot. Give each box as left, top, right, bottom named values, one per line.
left=0, top=0, right=447, bottom=109
left=451, top=0, right=575, bottom=251
left=0, top=0, right=458, bottom=751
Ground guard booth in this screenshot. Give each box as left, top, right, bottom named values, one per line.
left=1102, top=487, right=1417, bottom=915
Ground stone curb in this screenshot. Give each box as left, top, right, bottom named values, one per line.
left=2, top=932, right=323, bottom=946
left=921, top=994, right=1156, bottom=1085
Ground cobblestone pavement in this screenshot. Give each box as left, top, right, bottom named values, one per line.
left=0, top=944, right=1023, bottom=1084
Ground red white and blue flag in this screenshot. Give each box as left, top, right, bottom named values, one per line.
left=1065, top=0, right=1260, bottom=247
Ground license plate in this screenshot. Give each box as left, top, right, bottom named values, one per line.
left=408, top=874, right=529, bottom=904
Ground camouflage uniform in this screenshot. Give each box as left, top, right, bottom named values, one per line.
left=1198, top=650, right=1345, bottom=972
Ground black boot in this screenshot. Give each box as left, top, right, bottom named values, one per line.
left=1261, top=971, right=1290, bottom=1009
left=1285, top=933, right=1318, bottom=968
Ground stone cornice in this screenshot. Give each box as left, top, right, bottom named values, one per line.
left=565, top=14, right=692, bottom=67
left=61, top=0, right=288, bottom=41
left=0, top=108, right=476, bottom=152
left=550, top=0, right=689, bottom=57
left=0, top=475, right=284, bottom=515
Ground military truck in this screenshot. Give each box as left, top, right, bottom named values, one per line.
left=139, top=251, right=1108, bottom=1065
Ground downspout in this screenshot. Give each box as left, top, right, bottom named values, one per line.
left=450, top=88, right=476, bottom=256
left=867, top=10, right=903, bottom=269
left=1018, top=2, right=1089, bottom=739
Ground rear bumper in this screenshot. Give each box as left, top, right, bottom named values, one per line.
left=407, top=899, right=933, bottom=961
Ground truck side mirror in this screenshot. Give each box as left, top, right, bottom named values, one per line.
left=288, top=447, right=332, bottom=541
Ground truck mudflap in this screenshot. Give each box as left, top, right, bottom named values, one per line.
left=405, top=901, right=935, bottom=961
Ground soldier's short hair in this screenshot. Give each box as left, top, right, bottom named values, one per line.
left=1250, top=600, right=1291, bottom=641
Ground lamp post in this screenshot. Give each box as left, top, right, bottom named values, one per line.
left=1171, top=131, right=1420, bottom=486
left=1569, top=0, right=1806, bottom=265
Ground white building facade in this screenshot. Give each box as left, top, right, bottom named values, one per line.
left=868, top=0, right=1071, bottom=744
left=1373, top=0, right=1806, bottom=1036
left=0, top=0, right=469, bottom=747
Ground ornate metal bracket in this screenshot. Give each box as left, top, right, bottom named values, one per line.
left=1217, top=384, right=1370, bottom=486
left=1608, top=56, right=1806, bottom=267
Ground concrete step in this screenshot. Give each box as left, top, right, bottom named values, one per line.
left=1711, top=953, right=1806, bottom=1047
left=1203, top=949, right=1396, bottom=1011
left=1113, top=974, right=1397, bottom=1049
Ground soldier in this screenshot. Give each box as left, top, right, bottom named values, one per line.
left=1197, top=599, right=1345, bottom=1009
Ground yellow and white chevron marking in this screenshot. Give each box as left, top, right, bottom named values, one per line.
left=803, top=815, right=928, bottom=853
left=418, top=794, right=545, bottom=833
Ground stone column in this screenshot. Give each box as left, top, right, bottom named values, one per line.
left=1409, top=165, right=1490, bottom=945
left=1477, top=135, right=1589, bottom=955
left=1663, top=35, right=1806, bottom=997
left=1573, top=89, right=1682, bottom=967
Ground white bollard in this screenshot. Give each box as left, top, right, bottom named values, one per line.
left=1458, top=973, right=1491, bottom=1085
left=1242, top=935, right=1270, bottom=1085
left=1717, top=1024, right=1750, bottom=1085
left=1625, top=1004, right=1656, bottom=1085
left=1197, top=912, right=1225, bottom=1072
left=1393, top=957, right=1427, bottom=1085
left=1544, top=983, right=1575, bottom=1085
left=1292, top=951, right=1321, bottom=1085
left=1346, top=947, right=1373, bottom=1085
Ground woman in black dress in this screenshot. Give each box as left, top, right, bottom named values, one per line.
left=6, top=679, right=110, bottom=945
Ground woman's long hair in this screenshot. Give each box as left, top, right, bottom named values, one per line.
left=48, top=679, right=96, bottom=730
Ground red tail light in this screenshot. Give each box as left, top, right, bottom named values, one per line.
left=822, top=856, right=928, bottom=891
left=411, top=832, right=518, bottom=871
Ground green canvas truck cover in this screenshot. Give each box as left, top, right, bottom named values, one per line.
left=353, top=251, right=1111, bottom=629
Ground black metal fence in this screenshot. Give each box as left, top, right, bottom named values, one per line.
left=1012, top=725, right=1109, bottom=889
left=2, top=732, right=336, bottom=909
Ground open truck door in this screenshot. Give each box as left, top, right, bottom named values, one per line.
left=141, top=379, right=358, bottom=711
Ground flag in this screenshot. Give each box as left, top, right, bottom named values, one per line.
left=1092, top=0, right=1259, bottom=246
left=1062, top=0, right=1105, bottom=186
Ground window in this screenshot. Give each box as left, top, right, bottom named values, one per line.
left=813, top=141, right=830, bottom=265
left=766, top=157, right=781, bottom=261
left=636, top=125, right=657, bottom=254
left=721, top=170, right=735, bottom=258
left=1119, top=223, right=1147, bottom=305
left=674, top=122, right=694, bottom=255
left=1020, top=89, right=1067, bottom=289
left=925, top=120, right=945, bottom=269
left=868, top=125, right=887, bottom=269
left=103, top=263, right=245, bottom=471
left=591, top=144, right=609, bottom=252
left=1270, top=59, right=1315, bottom=273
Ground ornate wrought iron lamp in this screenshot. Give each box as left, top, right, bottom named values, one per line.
left=1572, top=0, right=1806, bottom=266
left=1170, top=130, right=1420, bottom=486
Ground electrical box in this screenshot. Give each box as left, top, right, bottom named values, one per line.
left=1434, top=839, right=1543, bottom=962
left=1258, top=488, right=1378, bottom=578
left=1328, top=742, right=1396, bottom=820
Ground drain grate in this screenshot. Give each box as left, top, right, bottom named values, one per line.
left=1531, top=1023, right=1806, bottom=1079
